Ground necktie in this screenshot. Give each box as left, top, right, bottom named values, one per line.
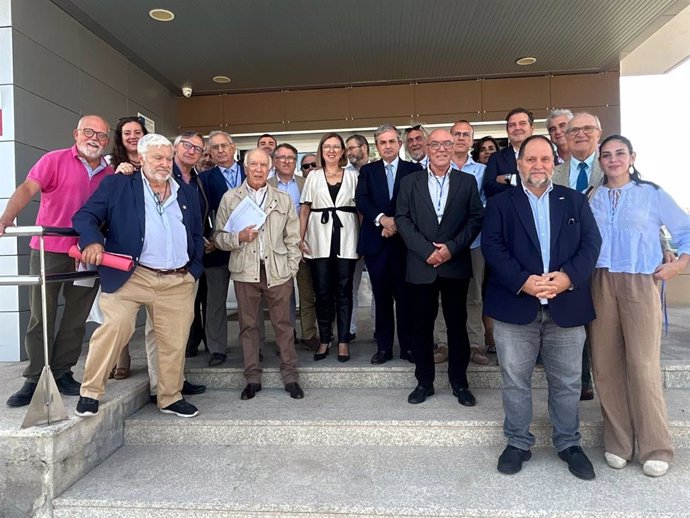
left=576, top=162, right=588, bottom=193
left=385, top=163, right=394, bottom=199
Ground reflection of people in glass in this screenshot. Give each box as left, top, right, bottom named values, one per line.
left=589, top=135, right=690, bottom=478
left=299, top=133, right=359, bottom=363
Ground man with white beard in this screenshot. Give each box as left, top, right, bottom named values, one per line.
left=1, top=115, right=115, bottom=407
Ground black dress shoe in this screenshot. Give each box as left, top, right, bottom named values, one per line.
left=285, top=382, right=304, bottom=399
left=182, top=380, right=206, bottom=395
left=580, top=386, right=594, bottom=401
left=240, top=383, right=262, bottom=400
left=558, top=446, right=595, bottom=480
left=314, top=343, right=331, bottom=361
left=452, top=387, right=477, bottom=407
left=371, top=351, right=393, bottom=365
left=6, top=381, right=37, bottom=407
left=55, top=373, right=81, bottom=396
left=400, top=349, right=415, bottom=363
left=407, top=385, right=434, bottom=404
left=208, top=353, right=227, bottom=367
left=337, top=344, right=350, bottom=363
left=497, top=445, right=532, bottom=474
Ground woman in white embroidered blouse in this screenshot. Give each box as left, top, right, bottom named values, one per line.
left=589, top=135, right=690, bottom=478
left=299, top=133, right=359, bottom=363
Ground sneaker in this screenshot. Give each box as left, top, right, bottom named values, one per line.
left=604, top=452, right=627, bottom=469
left=433, top=345, right=448, bottom=364
left=75, top=396, right=99, bottom=417
left=160, top=398, right=199, bottom=418
left=642, top=460, right=669, bottom=477
left=6, top=381, right=37, bottom=407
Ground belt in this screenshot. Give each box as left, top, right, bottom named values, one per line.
left=139, top=264, right=188, bottom=275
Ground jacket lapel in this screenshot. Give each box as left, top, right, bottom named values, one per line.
left=133, top=172, right=146, bottom=237
left=549, top=188, right=566, bottom=257
left=510, top=188, right=540, bottom=253
left=415, top=170, right=437, bottom=219
left=443, top=169, right=460, bottom=216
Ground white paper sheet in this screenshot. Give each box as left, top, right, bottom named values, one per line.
left=223, top=196, right=267, bottom=233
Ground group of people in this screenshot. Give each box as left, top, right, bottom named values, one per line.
left=1, top=106, right=688, bottom=482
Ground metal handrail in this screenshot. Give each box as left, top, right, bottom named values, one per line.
left=1, top=225, right=98, bottom=428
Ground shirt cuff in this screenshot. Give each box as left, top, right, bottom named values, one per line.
left=375, top=213, right=385, bottom=226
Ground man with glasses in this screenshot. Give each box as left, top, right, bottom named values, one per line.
left=546, top=109, right=574, bottom=165
left=483, top=108, right=535, bottom=199
left=345, top=135, right=370, bottom=172
left=356, top=124, right=420, bottom=365
left=269, top=144, right=319, bottom=351
left=404, top=124, right=429, bottom=168
left=300, top=153, right=318, bottom=177
left=199, top=131, right=245, bottom=366
left=2, top=115, right=114, bottom=407
left=395, top=129, right=484, bottom=406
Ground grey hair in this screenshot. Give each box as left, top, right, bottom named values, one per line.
left=244, top=148, right=272, bottom=167
left=77, top=115, right=109, bottom=133
left=374, top=123, right=401, bottom=141
left=172, top=130, right=204, bottom=147
left=546, top=109, right=574, bottom=126
left=570, top=112, right=602, bottom=130
left=207, top=130, right=234, bottom=144
left=137, top=133, right=173, bottom=157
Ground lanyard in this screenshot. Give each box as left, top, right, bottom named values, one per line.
left=434, top=174, right=448, bottom=215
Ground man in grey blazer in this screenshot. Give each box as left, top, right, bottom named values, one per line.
left=396, top=129, right=484, bottom=406
left=551, top=112, right=602, bottom=401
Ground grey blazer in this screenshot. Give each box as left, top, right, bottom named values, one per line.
left=553, top=154, right=603, bottom=191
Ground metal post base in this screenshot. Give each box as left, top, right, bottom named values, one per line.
left=21, top=366, right=69, bottom=428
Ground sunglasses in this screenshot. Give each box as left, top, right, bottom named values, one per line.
left=301, top=161, right=318, bottom=170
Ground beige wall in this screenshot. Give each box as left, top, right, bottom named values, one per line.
left=178, top=72, right=621, bottom=135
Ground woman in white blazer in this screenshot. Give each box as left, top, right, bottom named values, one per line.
left=299, top=133, right=359, bottom=362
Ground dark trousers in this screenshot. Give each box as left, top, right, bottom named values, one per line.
left=408, top=277, right=470, bottom=389
left=186, top=271, right=207, bottom=354
left=24, top=250, right=99, bottom=381
left=310, top=256, right=357, bottom=343
left=364, top=243, right=413, bottom=354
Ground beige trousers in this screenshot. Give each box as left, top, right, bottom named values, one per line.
left=81, top=267, right=195, bottom=408
left=589, top=269, right=673, bottom=463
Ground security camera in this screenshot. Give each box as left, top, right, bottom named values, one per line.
left=182, top=87, right=192, bottom=98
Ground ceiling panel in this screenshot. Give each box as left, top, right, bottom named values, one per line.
left=51, top=0, right=689, bottom=95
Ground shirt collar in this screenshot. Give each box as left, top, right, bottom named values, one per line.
left=276, top=174, right=296, bottom=186
left=72, top=145, right=107, bottom=168
left=522, top=181, right=553, bottom=200
left=572, top=152, right=596, bottom=169
left=383, top=157, right=400, bottom=170
left=427, top=165, right=452, bottom=179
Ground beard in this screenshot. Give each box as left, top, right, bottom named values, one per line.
left=144, top=168, right=172, bottom=185
left=77, top=142, right=104, bottom=161
left=526, top=173, right=549, bottom=188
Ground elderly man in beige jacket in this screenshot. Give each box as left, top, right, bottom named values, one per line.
left=215, top=148, right=303, bottom=400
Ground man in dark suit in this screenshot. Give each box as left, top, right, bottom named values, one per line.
left=356, top=124, right=421, bottom=364
left=482, top=108, right=534, bottom=199
left=482, top=135, right=601, bottom=479
left=72, top=133, right=204, bottom=419
left=199, top=130, right=246, bottom=366
left=395, top=129, right=484, bottom=406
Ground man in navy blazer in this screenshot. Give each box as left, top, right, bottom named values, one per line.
left=355, top=124, right=422, bottom=364
left=482, top=135, right=601, bottom=479
left=483, top=108, right=534, bottom=199
left=199, top=130, right=246, bottom=366
left=396, top=129, right=484, bottom=406
left=72, top=134, right=204, bottom=419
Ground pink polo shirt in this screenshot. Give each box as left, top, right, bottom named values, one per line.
left=27, top=145, right=114, bottom=253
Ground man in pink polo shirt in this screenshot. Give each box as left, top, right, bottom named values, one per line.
left=0, top=114, right=114, bottom=407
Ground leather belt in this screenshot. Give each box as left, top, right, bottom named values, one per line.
left=139, top=264, right=188, bottom=275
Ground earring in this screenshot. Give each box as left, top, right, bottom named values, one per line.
left=628, top=165, right=634, bottom=174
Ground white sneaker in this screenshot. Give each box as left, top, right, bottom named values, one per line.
left=604, top=452, right=627, bottom=469
left=642, top=460, right=669, bottom=477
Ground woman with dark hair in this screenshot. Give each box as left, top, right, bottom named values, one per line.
left=110, top=116, right=148, bottom=173
left=107, top=116, right=147, bottom=379
left=472, top=136, right=500, bottom=165
left=299, top=133, right=359, bottom=362
left=589, top=135, right=690, bottom=477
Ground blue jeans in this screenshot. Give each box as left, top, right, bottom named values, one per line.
left=494, top=307, right=585, bottom=451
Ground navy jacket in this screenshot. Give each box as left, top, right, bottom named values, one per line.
left=199, top=164, right=245, bottom=268
left=481, top=184, right=601, bottom=328
left=483, top=147, right=522, bottom=199
left=355, top=159, right=422, bottom=256
left=73, top=171, right=204, bottom=293
left=395, top=168, right=484, bottom=284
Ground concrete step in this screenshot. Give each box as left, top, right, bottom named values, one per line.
left=183, top=347, right=690, bottom=389
left=124, top=388, right=690, bottom=449
left=52, top=443, right=690, bottom=517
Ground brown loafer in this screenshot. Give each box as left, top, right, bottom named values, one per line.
left=113, top=367, right=130, bottom=380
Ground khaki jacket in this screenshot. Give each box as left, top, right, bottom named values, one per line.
left=214, top=181, right=301, bottom=287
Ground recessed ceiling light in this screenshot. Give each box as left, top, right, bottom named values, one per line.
left=516, top=56, right=537, bottom=66
left=213, top=76, right=232, bottom=84
left=149, top=9, right=175, bottom=22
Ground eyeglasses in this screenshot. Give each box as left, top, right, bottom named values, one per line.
left=275, top=155, right=296, bottom=162
left=428, top=141, right=453, bottom=151
left=210, top=142, right=232, bottom=151
left=79, top=128, right=109, bottom=142
left=452, top=131, right=472, bottom=139
left=566, top=125, right=600, bottom=136
left=323, top=145, right=342, bottom=151
left=301, top=161, right=318, bottom=170
left=346, top=145, right=363, bottom=152
left=180, top=140, right=204, bottom=154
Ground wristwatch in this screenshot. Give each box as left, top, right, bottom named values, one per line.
left=504, top=173, right=512, bottom=185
